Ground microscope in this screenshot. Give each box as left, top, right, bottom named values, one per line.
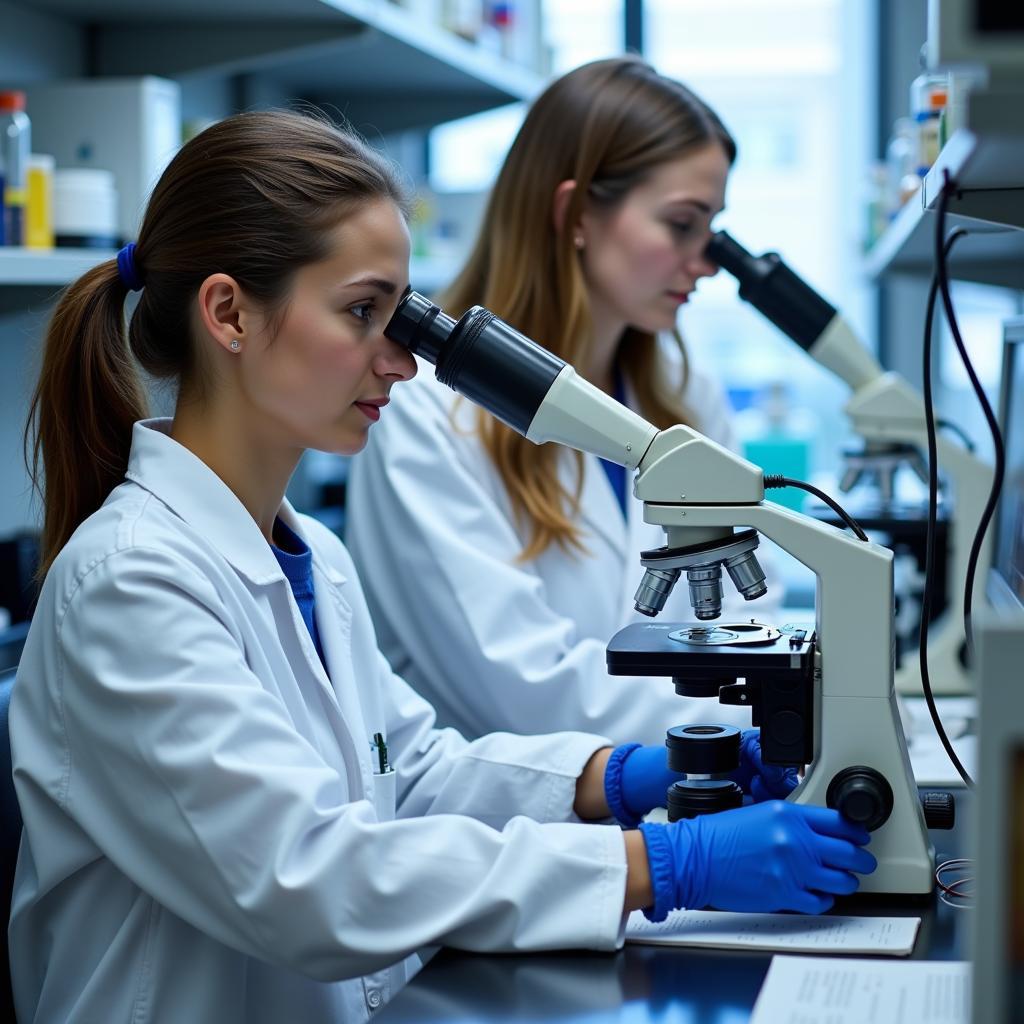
left=706, top=231, right=993, bottom=695
left=385, top=291, right=952, bottom=897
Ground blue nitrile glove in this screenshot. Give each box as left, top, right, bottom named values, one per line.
left=604, top=743, right=678, bottom=828
left=731, top=729, right=800, bottom=802
left=605, top=731, right=799, bottom=827
left=638, top=801, right=877, bottom=921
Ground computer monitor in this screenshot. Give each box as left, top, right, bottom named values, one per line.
left=989, top=318, right=1024, bottom=610
left=973, top=317, right=1024, bottom=1024
left=928, top=0, right=1024, bottom=75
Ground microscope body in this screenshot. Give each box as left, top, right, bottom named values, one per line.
left=384, top=291, right=936, bottom=899
left=708, top=232, right=994, bottom=696
left=837, top=359, right=994, bottom=695
left=626, top=427, right=935, bottom=895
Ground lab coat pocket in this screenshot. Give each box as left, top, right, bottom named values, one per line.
left=371, top=768, right=396, bottom=823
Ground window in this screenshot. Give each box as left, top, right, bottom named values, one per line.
left=644, top=0, right=876, bottom=485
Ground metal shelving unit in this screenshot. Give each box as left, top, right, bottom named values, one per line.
left=0, top=249, right=458, bottom=293
left=864, top=92, right=1024, bottom=290
left=0, top=248, right=116, bottom=286
left=25, top=0, right=545, bottom=133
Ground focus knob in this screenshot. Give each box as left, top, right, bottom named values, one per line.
left=920, top=791, right=956, bottom=830
left=826, top=766, right=894, bottom=832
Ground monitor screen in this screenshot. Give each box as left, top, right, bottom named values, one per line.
left=976, top=1, right=1024, bottom=34
left=993, top=330, right=1024, bottom=608
left=1012, top=746, right=1024, bottom=1017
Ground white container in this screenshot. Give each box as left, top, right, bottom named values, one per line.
left=26, top=77, right=180, bottom=241
left=53, top=168, right=118, bottom=248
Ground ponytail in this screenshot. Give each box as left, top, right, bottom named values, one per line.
left=26, top=260, right=147, bottom=577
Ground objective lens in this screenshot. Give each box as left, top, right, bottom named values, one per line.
left=687, top=565, right=723, bottom=620
left=634, top=567, right=681, bottom=617
left=724, top=549, right=768, bottom=602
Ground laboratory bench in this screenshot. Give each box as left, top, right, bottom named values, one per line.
left=376, top=792, right=970, bottom=1023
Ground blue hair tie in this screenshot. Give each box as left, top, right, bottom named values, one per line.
left=116, top=242, right=144, bottom=292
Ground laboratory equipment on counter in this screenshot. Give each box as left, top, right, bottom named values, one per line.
left=385, top=291, right=952, bottom=896
left=706, top=230, right=992, bottom=696
left=971, top=320, right=1024, bottom=1024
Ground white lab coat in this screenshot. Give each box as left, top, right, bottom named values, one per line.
left=9, top=420, right=627, bottom=1024
left=346, top=350, right=768, bottom=745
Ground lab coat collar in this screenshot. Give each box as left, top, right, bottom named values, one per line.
left=124, top=419, right=346, bottom=587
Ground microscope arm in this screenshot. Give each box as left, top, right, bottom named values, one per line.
left=708, top=231, right=993, bottom=690
left=384, top=290, right=763, bottom=498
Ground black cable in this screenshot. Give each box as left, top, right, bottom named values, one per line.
left=922, top=216, right=973, bottom=788
left=935, top=419, right=977, bottom=452
left=763, top=475, right=870, bottom=541
left=936, top=169, right=1007, bottom=662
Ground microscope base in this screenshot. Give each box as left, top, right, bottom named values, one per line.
left=794, top=693, right=935, bottom=896
left=894, top=618, right=972, bottom=695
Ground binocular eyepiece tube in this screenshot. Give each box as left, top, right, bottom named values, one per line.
left=386, top=291, right=768, bottom=624
left=384, top=290, right=566, bottom=437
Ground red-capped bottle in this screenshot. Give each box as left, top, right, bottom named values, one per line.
left=0, top=91, right=32, bottom=246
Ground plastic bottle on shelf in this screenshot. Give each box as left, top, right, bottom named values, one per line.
left=863, top=161, right=888, bottom=251
left=490, top=2, right=515, bottom=60
left=442, top=0, right=483, bottom=42
left=0, top=91, right=32, bottom=246
left=909, top=66, right=948, bottom=176
left=883, top=117, right=920, bottom=221
left=939, top=68, right=985, bottom=150
left=26, top=153, right=55, bottom=249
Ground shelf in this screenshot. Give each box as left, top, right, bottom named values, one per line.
left=863, top=191, right=1024, bottom=290
left=0, top=247, right=116, bottom=287
left=25, top=0, right=544, bottom=134
left=863, top=91, right=1024, bottom=290
left=0, top=247, right=458, bottom=294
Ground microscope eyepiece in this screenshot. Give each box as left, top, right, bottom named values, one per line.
left=383, top=289, right=456, bottom=363
left=384, top=291, right=565, bottom=436
left=704, top=230, right=837, bottom=352
left=705, top=230, right=755, bottom=280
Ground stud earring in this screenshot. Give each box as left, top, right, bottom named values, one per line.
left=229, top=339, right=241, bottom=352
left=573, top=235, right=585, bottom=250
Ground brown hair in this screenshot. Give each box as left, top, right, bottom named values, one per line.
left=27, top=110, right=408, bottom=576
left=440, top=56, right=736, bottom=561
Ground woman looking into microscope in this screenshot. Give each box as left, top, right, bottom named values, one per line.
left=347, top=56, right=777, bottom=750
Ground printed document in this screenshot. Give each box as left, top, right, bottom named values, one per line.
left=749, top=955, right=970, bottom=1024
left=625, top=910, right=920, bottom=955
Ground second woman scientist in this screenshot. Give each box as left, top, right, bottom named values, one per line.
left=347, top=57, right=766, bottom=745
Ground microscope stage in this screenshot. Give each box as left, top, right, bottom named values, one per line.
left=606, top=621, right=816, bottom=680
